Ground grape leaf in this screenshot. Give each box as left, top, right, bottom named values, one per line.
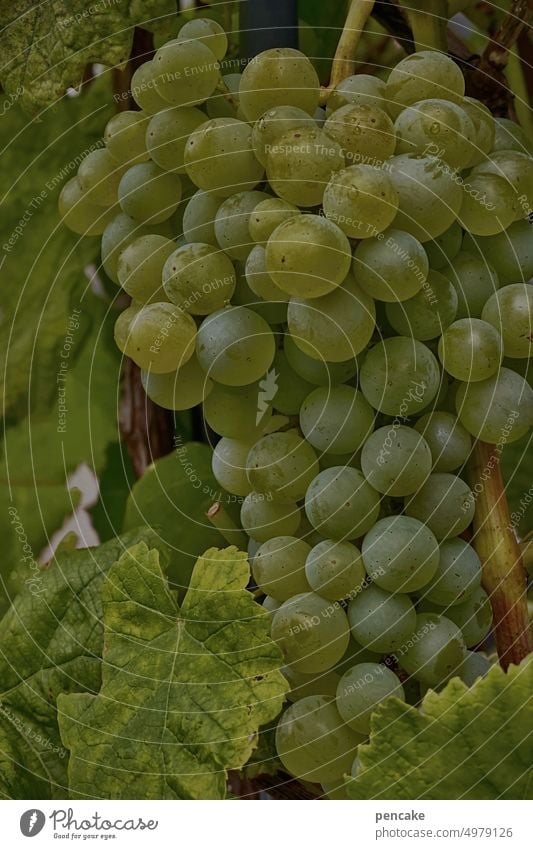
left=347, top=658, right=533, bottom=799
left=58, top=544, right=288, bottom=799
left=0, top=527, right=164, bottom=800
left=0, top=0, right=175, bottom=113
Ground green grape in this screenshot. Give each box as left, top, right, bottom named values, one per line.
left=385, top=268, right=458, bottom=340
left=203, top=381, right=272, bottom=439
left=321, top=779, right=351, bottom=800
left=460, top=97, right=495, bottom=166
left=178, top=17, right=228, bottom=60
left=271, top=593, right=350, bottom=673
left=283, top=666, right=341, bottom=703
left=455, top=367, right=533, bottom=443
left=184, top=118, right=264, bottom=197
left=427, top=587, right=493, bottom=648
left=324, top=104, right=396, bottom=166
left=117, top=234, right=175, bottom=301
left=266, top=214, right=351, bottom=298
left=336, top=662, right=405, bottom=734
left=101, top=213, right=156, bottom=283
left=251, top=105, right=315, bottom=166
left=353, top=228, right=429, bottom=302
left=442, top=250, right=500, bottom=318
left=118, top=163, right=181, bottom=224
left=114, top=304, right=141, bottom=353
left=414, top=411, right=472, bottom=472
left=275, top=695, right=362, bottom=782
left=305, top=539, right=366, bottom=601
left=152, top=38, right=220, bottom=106
left=385, top=51, right=465, bottom=120
left=253, top=536, right=311, bottom=600
left=211, top=437, right=254, bottom=497
left=140, top=355, right=212, bottom=410
left=459, top=173, right=517, bottom=236
left=304, top=466, right=381, bottom=540
left=362, top=515, right=439, bottom=593
left=438, top=318, right=503, bottom=382
left=130, top=61, right=170, bottom=114
left=472, top=151, right=533, bottom=219
left=463, top=220, right=533, bottom=283
left=248, top=198, right=300, bottom=244
left=326, top=74, right=386, bottom=116
left=262, top=595, right=281, bottom=615
left=241, top=493, right=301, bottom=542
left=58, top=177, right=117, bottom=236
left=195, top=306, right=275, bottom=386
left=300, top=385, right=374, bottom=455
left=419, top=538, right=481, bottom=606
left=460, top=650, right=492, bottom=686
left=232, top=263, right=288, bottom=325
left=360, top=337, right=441, bottom=416
left=284, top=333, right=358, bottom=387
left=245, top=245, right=289, bottom=303
left=77, top=148, right=124, bottom=206
left=492, top=117, right=533, bottom=155
left=424, top=222, right=463, bottom=270
left=394, top=99, right=474, bottom=169
left=162, top=242, right=236, bottom=314
left=288, top=273, right=375, bottom=363
left=122, top=302, right=196, bottom=373
left=104, top=111, right=150, bottom=165
left=214, top=190, right=270, bottom=260
left=239, top=48, right=320, bottom=122
left=266, top=350, right=313, bottom=416
left=482, top=284, right=533, bottom=359
left=266, top=127, right=344, bottom=207
left=182, top=190, right=222, bottom=245
left=404, top=473, right=475, bottom=540
left=361, top=425, right=432, bottom=497
left=387, top=154, right=464, bottom=242
left=146, top=106, right=206, bottom=173
left=334, top=637, right=382, bottom=674
left=206, top=73, right=242, bottom=119
left=246, top=429, right=319, bottom=502
left=323, top=164, right=399, bottom=239
left=397, top=613, right=466, bottom=686
left=348, top=584, right=416, bottom=653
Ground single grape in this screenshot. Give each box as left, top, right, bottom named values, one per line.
left=353, top=228, right=429, bottom=302
left=418, top=538, right=481, bottom=606
left=275, top=695, right=362, bottom=782
left=184, top=118, right=264, bottom=197
left=162, top=242, right=236, bottom=314
left=271, top=593, right=350, bottom=673
left=146, top=106, right=207, bottom=173
left=323, top=163, right=399, bottom=240
left=455, top=367, right=533, bottom=443
left=248, top=197, right=300, bottom=244
left=481, top=284, right=533, bottom=359
left=385, top=51, right=465, bottom=119
left=152, top=38, right=220, bottom=106
left=360, top=337, right=441, bottom=416
left=178, top=17, right=228, bottom=60
left=424, top=222, right=463, bottom=270
left=283, top=666, right=340, bottom=703
left=326, top=74, right=386, bottom=115
left=414, top=411, right=472, bottom=472
left=241, top=493, right=301, bottom=542
left=422, top=587, right=493, bottom=649
left=442, top=250, right=500, bottom=319
left=394, top=99, right=474, bottom=169
left=397, top=613, right=466, bottom=686
left=472, top=150, right=533, bottom=219
left=77, top=148, right=125, bottom=206
left=117, top=234, right=175, bottom=301
left=118, top=163, right=182, bottom=224
left=251, top=105, right=315, bottom=165
left=203, top=381, right=272, bottom=439
left=492, top=117, right=533, bottom=155
left=266, top=214, right=351, bottom=298
left=361, top=425, right=432, bottom=497
left=460, top=650, right=492, bottom=686
left=284, top=333, right=358, bottom=386
left=58, top=177, right=117, bottom=236
left=300, top=385, right=374, bottom=456
left=253, top=536, right=311, bottom=601
left=262, top=595, right=281, bottom=615
left=336, top=662, right=405, bottom=734
left=182, top=190, right=222, bottom=245
left=211, top=437, right=254, bottom=497
left=348, top=584, right=416, bottom=653
left=246, top=429, right=319, bottom=502
left=266, top=126, right=344, bottom=207
left=304, top=539, right=365, bottom=602
left=195, top=306, right=275, bottom=386
left=114, top=304, right=141, bottom=353
left=324, top=103, right=396, bottom=166
left=385, top=268, right=458, bottom=340
left=460, top=97, right=494, bottom=166
left=239, top=48, right=320, bottom=122
left=245, top=245, right=289, bottom=303
left=104, top=111, right=150, bottom=165
left=438, top=318, right=503, bottom=382
left=462, top=220, right=533, bottom=283
left=305, top=466, right=381, bottom=541
left=404, top=472, right=475, bottom=540
left=362, top=515, right=439, bottom=593
left=459, top=173, right=516, bottom=236
left=140, top=355, right=212, bottom=410
left=130, top=61, right=170, bottom=114
left=124, top=302, right=196, bottom=373
left=214, top=190, right=270, bottom=260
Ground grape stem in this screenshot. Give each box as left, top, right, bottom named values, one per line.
left=467, top=441, right=532, bottom=670
left=206, top=502, right=249, bottom=550
left=321, top=0, right=375, bottom=103
left=403, top=0, right=448, bottom=53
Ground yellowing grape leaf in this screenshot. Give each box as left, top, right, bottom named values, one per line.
left=347, top=658, right=533, bottom=799
left=58, top=544, right=288, bottom=799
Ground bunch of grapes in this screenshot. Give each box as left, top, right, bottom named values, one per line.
left=59, top=19, right=533, bottom=794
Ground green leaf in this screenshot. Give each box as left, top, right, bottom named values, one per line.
left=123, top=443, right=233, bottom=590
left=58, top=544, right=288, bottom=799
left=347, top=659, right=533, bottom=800
left=0, top=1, right=175, bottom=113
left=0, top=527, right=164, bottom=800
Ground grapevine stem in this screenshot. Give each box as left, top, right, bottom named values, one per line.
left=467, top=441, right=532, bottom=670
left=322, top=0, right=375, bottom=102
left=207, top=503, right=249, bottom=550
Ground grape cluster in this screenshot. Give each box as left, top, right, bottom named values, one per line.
left=59, top=20, right=533, bottom=793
